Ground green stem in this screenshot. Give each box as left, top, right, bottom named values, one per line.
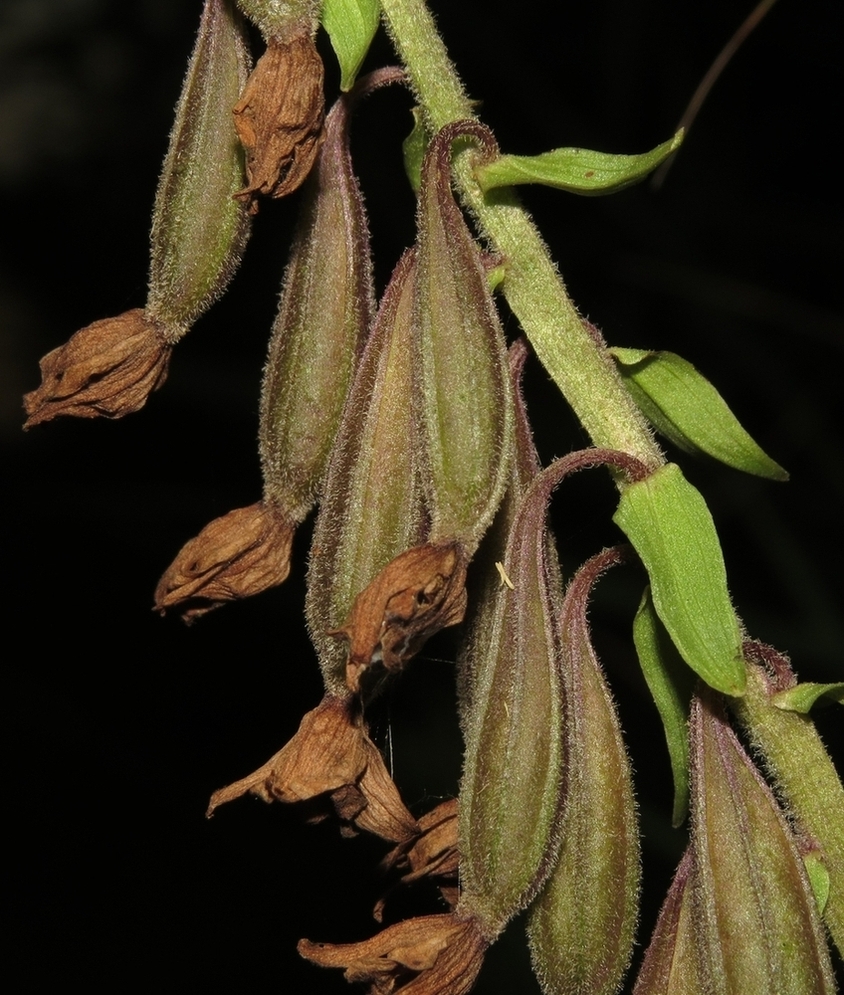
left=380, top=0, right=662, bottom=467
left=733, top=665, right=844, bottom=955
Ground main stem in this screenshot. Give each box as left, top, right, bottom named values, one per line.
left=379, top=0, right=662, bottom=468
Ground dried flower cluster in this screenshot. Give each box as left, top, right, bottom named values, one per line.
left=24, top=1, right=843, bottom=993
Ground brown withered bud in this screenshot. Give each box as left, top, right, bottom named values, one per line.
left=298, top=912, right=488, bottom=995
left=331, top=542, right=468, bottom=693
left=154, top=501, right=294, bottom=623
left=376, top=798, right=460, bottom=921
left=232, top=30, right=324, bottom=211
left=206, top=694, right=417, bottom=843
left=23, top=309, right=171, bottom=428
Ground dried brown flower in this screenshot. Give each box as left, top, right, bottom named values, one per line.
left=23, top=309, right=171, bottom=428
left=377, top=798, right=459, bottom=920
left=331, top=542, right=468, bottom=692
left=232, top=31, right=324, bottom=212
left=298, top=912, right=487, bottom=995
left=206, top=694, right=417, bottom=842
left=154, top=501, right=294, bottom=623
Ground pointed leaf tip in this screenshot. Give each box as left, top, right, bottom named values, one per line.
left=475, top=130, right=683, bottom=196
left=610, top=348, right=788, bottom=480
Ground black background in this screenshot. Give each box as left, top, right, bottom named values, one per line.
left=4, top=0, right=842, bottom=990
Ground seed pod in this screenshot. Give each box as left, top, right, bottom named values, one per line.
left=414, top=120, right=513, bottom=554
left=305, top=250, right=426, bottom=691
left=457, top=338, right=541, bottom=730
left=459, top=449, right=647, bottom=938
left=146, top=0, right=252, bottom=337
left=633, top=849, right=702, bottom=995
left=260, top=80, right=379, bottom=526
left=458, top=465, right=567, bottom=936
left=689, top=690, right=836, bottom=994
left=527, top=546, right=640, bottom=995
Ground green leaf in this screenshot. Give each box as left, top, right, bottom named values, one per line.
left=804, top=852, right=831, bottom=916
left=321, top=0, right=380, bottom=91
left=474, top=130, right=682, bottom=196
left=613, top=463, right=745, bottom=696
left=772, top=682, right=844, bottom=713
left=402, top=106, right=428, bottom=193
left=633, top=585, right=695, bottom=827
left=610, top=348, right=788, bottom=480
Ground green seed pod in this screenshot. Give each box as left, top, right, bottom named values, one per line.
left=689, top=691, right=836, bottom=995
left=458, top=462, right=569, bottom=937
left=235, top=0, right=319, bottom=37
left=456, top=337, right=541, bottom=729
left=527, top=546, right=640, bottom=995
left=146, top=0, right=252, bottom=339
left=260, top=79, right=381, bottom=525
left=306, top=250, right=426, bottom=692
left=459, top=447, right=647, bottom=937
left=414, top=119, right=514, bottom=554
left=633, top=849, right=703, bottom=995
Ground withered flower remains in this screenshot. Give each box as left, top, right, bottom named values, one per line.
left=207, top=694, right=417, bottom=843
left=154, top=501, right=294, bottom=622
left=332, top=542, right=468, bottom=692
left=233, top=30, right=325, bottom=211
left=299, top=913, right=488, bottom=995
left=23, top=309, right=171, bottom=427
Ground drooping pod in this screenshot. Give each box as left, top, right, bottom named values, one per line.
left=413, top=119, right=514, bottom=556
left=24, top=0, right=251, bottom=426
left=156, top=72, right=393, bottom=621
left=305, top=248, right=427, bottom=692
left=527, top=546, right=640, bottom=995
left=459, top=448, right=646, bottom=939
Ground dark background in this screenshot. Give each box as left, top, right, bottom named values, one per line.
left=4, top=0, right=842, bottom=990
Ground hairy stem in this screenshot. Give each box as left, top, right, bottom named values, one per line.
left=380, top=0, right=662, bottom=468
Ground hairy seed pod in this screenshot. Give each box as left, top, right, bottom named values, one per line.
left=633, top=849, right=702, bottom=995
left=306, top=249, right=426, bottom=692
left=414, top=120, right=513, bottom=554
left=260, top=79, right=379, bottom=525
left=527, top=546, right=640, bottom=995
left=146, top=0, right=252, bottom=338
left=689, top=690, right=835, bottom=994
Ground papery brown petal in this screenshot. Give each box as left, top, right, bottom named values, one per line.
left=299, top=913, right=487, bottom=995
left=206, top=694, right=416, bottom=841
left=332, top=542, right=468, bottom=692
left=233, top=31, right=324, bottom=211
left=23, top=309, right=171, bottom=427
left=377, top=799, right=459, bottom=920
left=207, top=694, right=367, bottom=814
left=154, top=501, right=294, bottom=622
left=355, top=738, right=419, bottom=843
